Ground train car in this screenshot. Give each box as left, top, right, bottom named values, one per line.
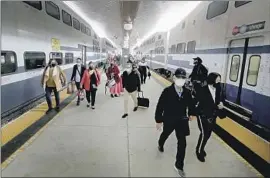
left=1, top=1, right=109, bottom=117
left=139, top=1, right=270, bottom=130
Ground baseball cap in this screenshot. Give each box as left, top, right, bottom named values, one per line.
left=193, top=57, right=202, bottom=63
left=174, top=68, right=187, bottom=78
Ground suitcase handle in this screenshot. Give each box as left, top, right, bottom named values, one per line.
left=138, top=91, right=144, bottom=98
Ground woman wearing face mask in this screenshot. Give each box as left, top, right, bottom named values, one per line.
left=41, top=59, right=66, bottom=114
left=80, top=62, right=100, bottom=109
left=195, top=72, right=225, bottom=162
left=121, top=60, right=141, bottom=118
left=155, top=68, right=197, bottom=177
left=71, top=58, right=86, bottom=105
left=106, top=59, right=122, bottom=98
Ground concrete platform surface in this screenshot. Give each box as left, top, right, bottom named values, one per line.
left=2, top=74, right=259, bottom=177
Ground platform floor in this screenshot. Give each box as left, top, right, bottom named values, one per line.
left=2, top=74, right=259, bottom=177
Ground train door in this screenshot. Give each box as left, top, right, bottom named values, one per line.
left=225, top=37, right=263, bottom=112
left=81, top=45, right=86, bottom=66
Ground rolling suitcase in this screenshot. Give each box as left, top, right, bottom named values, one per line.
left=137, top=91, right=149, bottom=108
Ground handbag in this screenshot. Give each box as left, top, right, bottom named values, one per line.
left=67, top=82, right=76, bottom=94
left=137, top=91, right=149, bottom=108
left=106, top=78, right=116, bottom=88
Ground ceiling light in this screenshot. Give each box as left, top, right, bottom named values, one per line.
left=124, top=23, right=133, bottom=31
left=131, top=1, right=201, bottom=50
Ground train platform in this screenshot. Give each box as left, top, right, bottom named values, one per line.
left=1, top=72, right=261, bottom=177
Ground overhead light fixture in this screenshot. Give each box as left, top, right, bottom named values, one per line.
left=63, top=1, right=120, bottom=50
left=124, top=23, right=133, bottom=31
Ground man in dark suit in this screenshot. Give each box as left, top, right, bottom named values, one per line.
left=70, top=58, right=86, bottom=105
left=155, top=68, right=197, bottom=177
left=195, top=72, right=226, bottom=162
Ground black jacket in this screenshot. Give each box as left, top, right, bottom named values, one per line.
left=155, top=84, right=196, bottom=123
left=189, top=63, right=208, bottom=83
left=71, top=64, right=86, bottom=82
left=122, top=70, right=141, bottom=93
left=195, top=83, right=226, bottom=119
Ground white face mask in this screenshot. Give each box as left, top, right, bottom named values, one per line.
left=77, top=61, right=81, bottom=65
left=126, top=64, right=131, bottom=69
left=174, top=79, right=186, bottom=87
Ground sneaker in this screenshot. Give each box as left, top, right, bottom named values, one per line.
left=76, top=101, right=80, bottom=106
left=158, top=145, right=164, bottom=152
left=202, top=150, right=207, bottom=157
left=174, top=165, right=186, bottom=177
left=55, top=106, right=60, bottom=112
left=114, top=94, right=118, bottom=97
left=122, top=113, right=128, bottom=118
left=111, top=94, right=114, bottom=98
left=196, top=151, right=205, bottom=162
left=87, top=104, right=90, bottom=108
left=91, top=106, right=95, bottom=109
left=133, top=107, right=138, bottom=112
left=46, top=108, right=53, bottom=114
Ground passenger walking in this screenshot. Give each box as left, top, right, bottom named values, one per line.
left=70, top=58, right=86, bottom=106
left=195, top=72, right=225, bottom=162
left=80, top=62, right=101, bottom=109
left=41, top=59, right=66, bottom=114
left=106, top=59, right=122, bottom=97
left=189, top=57, right=208, bottom=93
left=138, top=57, right=148, bottom=84
left=155, top=68, right=196, bottom=177
left=121, top=61, right=141, bottom=118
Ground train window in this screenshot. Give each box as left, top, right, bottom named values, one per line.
left=235, top=1, right=251, bottom=8
left=24, top=52, right=46, bottom=71
left=171, top=45, right=176, bottom=54
left=158, top=35, right=162, bottom=40
left=182, top=21, right=185, bottom=29
left=49, top=52, right=63, bottom=65
left=62, top=10, right=72, bottom=26
left=73, top=17, right=80, bottom=30
left=23, top=1, right=42, bottom=10
left=206, top=1, right=229, bottom=20
left=187, top=41, right=196, bottom=53
left=45, top=1, right=60, bottom=20
left=229, top=55, right=240, bottom=82
left=81, top=23, right=86, bottom=34
left=65, top=53, right=74, bottom=64
left=176, top=43, right=186, bottom=54
left=1, top=51, right=18, bottom=75
left=86, top=27, right=91, bottom=36
left=246, top=55, right=261, bottom=86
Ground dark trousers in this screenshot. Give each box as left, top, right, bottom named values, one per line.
left=196, top=115, right=215, bottom=153
left=86, top=89, right=97, bottom=106
left=45, top=86, right=60, bottom=109
left=140, top=70, right=147, bottom=84
left=75, top=82, right=81, bottom=102
left=158, top=124, right=187, bottom=170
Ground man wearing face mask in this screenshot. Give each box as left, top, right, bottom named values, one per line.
left=189, top=57, right=208, bottom=90
left=121, top=60, right=141, bottom=118
left=71, top=58, right=86, bottom=105
left=195, top=72, right=225, bottom=162
left=155, top=68, right=197, bottom=177
left=41, top=59, right=66, bottom=114
left=138, top=57, right=148, bottom=84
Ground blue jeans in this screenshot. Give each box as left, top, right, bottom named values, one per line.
left=45, top=86, right=60, bottom=109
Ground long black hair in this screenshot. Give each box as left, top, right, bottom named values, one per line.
left=207, top=72, right=221, bottom=85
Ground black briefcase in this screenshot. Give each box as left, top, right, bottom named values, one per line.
left=137, top=91, right=149, bottom=108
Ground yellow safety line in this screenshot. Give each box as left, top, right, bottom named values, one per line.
left=151, top=71, right=264, bottom=177
left=1, top=94, right=75, bottom=170
left=1, top=88, right=70, bottom=146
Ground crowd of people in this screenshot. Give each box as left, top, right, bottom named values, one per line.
left=41, top=55, right=225, bottom=177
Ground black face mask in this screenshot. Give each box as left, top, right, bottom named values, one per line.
left=193, top=60, right=198, bottom=65
left=213, top=82, right=220, bottom=88
left=89, top=67, right=93, bottom=70
left=51, top=64, right=56, bottom=67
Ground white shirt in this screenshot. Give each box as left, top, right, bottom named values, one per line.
left=138, top=61, right=147, bottom=67
left=75, top=64, right=81, bottom=82
left=208, top=85, right=216, bottom=103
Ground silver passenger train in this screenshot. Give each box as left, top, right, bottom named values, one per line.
left=135, top=1, right=270, bottom=129
left=1, top=1, right=116, bottom=116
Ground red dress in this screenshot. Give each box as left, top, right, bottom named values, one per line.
left=106, top=65, right=123, bottom=95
